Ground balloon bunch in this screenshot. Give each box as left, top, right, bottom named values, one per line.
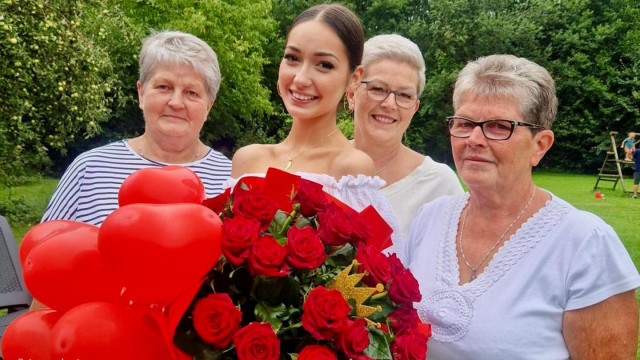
left=1, top=166, right=223, bottom=360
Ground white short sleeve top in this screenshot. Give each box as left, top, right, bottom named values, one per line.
left=402, top=192, right=640, bottom=360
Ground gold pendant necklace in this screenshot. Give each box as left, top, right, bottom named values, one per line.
left=458, top=186, right=536, bottom=281
left=284, top=129, right=340, bottom=170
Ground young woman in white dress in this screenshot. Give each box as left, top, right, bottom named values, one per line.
left=229, top=4, right=400, bottom=246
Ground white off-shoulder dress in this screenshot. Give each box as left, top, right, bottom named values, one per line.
left=224, top=172, right=403, bottom=254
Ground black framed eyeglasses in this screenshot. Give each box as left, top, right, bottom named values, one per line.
left=446, top=116, right=546, bottom=140
left=360, top=80, right=418, bottom=109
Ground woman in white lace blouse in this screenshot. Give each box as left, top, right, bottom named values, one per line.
left=229, top=4, right=401, bottom=246
left=402, top=54, right=640, bottom=359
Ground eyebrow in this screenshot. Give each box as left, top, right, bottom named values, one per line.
left=285, top=45, right=340, bottom=62
left=151, top=76, right=205, bottom=90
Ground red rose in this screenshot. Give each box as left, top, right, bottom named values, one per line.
left=390, top=331, right=428, bottom=360
left=389, top=268, right=421, bottom=305
left=317, top=203, right=355, bottom=246
left=298, top=345, right=337, bottom=360
left=247, top=235, right=290, bottom=277
left=302, top=286, right=351, bottom=340
left=233, top=322, right=280, bottom=360
left=233, top=189, right=279, bottom=231
left=222, top=216, right=261, bottom=265
left=286, top=226, right=326, bottom=270
left=192, top=293, right=242, bottom=348
left=336, top=319, right=370, bottom=359
left=387, top=253, right=406, bottom=273
left=356, top=243, right=391, bottom=287
left=389, top=307, right=419, bottom=336
left=293, top=179, right=328, bottom=217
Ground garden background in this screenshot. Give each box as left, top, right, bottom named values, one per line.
left=1, top=0, right=640, bottom=353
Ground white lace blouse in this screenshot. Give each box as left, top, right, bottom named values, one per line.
left=224, top=172, right=403, bottom=253
left=402, top=192, right=640, bottom=360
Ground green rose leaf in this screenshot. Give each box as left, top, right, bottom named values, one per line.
left=269, top=210, right=289, bottom=236
left=364, top=327, right=392, bottom=359
left=252, top=275, right=301, bottom=306
left=255, top=302, right=286, bottom=332
left=365, top=298, right=395, bottom=322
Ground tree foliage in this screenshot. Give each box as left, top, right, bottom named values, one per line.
left=540, top=0, right=640, bottom=170
left=2, top=0, right=639, bottom=177
left=0, top=0, right=127, bottom=179
left=1, top=0, right=278, bottom=178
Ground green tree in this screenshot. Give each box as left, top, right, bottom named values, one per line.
left=0, top=0, right=126, bottom=178
left=539, top=0, right=640, bottom=170
left=4, top=0, right=639, bottom=177
left=1, top=0, right=281, bottom=178
left=49, top=0, right=145, bottom=172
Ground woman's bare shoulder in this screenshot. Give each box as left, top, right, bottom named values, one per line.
left=334, top=146, right=375, bottom=177
left=231, top=144, right=276, bottom=177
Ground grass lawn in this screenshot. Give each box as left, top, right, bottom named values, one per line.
left=0, top=177, right=59, bottom=240
left=532, top=172, right=640, bottom=266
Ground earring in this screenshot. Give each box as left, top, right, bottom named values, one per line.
left=343, top=96, right=353, bottom=114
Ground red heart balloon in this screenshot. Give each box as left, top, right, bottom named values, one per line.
left=19, top=220, right=80, bottom=266
left=22, top=222, right=121, bottom=312
left=50, top=302, right=173, bottom=360
left=118, top=165, right=206, bottom=206
left=1, top=309, right=60, bottom=360
left=98, top=203, right=222, bottom=305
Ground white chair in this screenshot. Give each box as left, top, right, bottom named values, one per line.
left=0, top=215, right=32, bottom=357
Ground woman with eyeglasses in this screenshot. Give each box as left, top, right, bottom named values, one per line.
left=401, top=54, right=640, bottom=359
left=347, top=34, right=463, bottom=240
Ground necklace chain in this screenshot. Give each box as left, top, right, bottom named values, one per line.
left=284, top=129, right=340, bottom=170
left=139, top=137, right=201, bottom=162
left=374, top=146, right=401, bottom=176
left=458, top=186, right=537, bottom=282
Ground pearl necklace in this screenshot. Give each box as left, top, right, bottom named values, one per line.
left=458, top=187, right=536, bottom=281
left=284, top=129, right=340, bottom=170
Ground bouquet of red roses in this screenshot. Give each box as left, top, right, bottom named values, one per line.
left=174, top=168, right=431, bottom=360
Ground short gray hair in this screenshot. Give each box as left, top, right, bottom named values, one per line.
left=362, top=34, right=426, bottom=95
left=139, top=30, right=221, bottom=101
left=452, top=54, right=557, bottom=129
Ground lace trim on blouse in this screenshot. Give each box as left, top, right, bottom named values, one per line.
left=415, top=193, right=570, bottom=342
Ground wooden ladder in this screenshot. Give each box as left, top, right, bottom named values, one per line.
left=593, top=131, right=631, bottom=192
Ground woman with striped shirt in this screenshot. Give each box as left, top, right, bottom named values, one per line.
left=42, top=30, right=231, bottom=226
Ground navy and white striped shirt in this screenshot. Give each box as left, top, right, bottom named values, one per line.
left=42, top=140, right=232, bottom=226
